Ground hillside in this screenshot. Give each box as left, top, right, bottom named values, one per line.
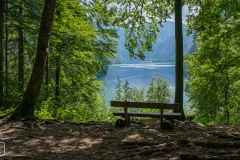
left=1, top=119, right=240, bottom=160
left=115, top=21, right=194, bottom=63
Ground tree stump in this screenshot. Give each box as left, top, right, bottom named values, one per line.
left=115, top=117, right=132, bottom=127
left=161, top=119, right=174, bottom=130
left=115, top=118, right=126, bottom=127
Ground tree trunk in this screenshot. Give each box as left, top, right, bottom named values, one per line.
left=55, top=10, right=61, bottom=106
left=53, top=55, right=60, bottom=116
left=45, top=55, right=49, bottom=99
left=0, top=0, right=4, bottom=110
left=55, top=55, right=60, bottom=103
left=9, top=0, right=57, bottom=120
left=18, top=2, right=24, bottom=92
left=5, top=0, right=9, bottom=110
left=174, top=0, right=185, bottom=118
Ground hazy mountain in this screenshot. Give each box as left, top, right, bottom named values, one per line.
left=115, top=21, right=194, bottom=63
left=188, top=42, right=197, bottom=54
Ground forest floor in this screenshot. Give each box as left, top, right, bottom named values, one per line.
left=0, top=118, right=240, bottom=160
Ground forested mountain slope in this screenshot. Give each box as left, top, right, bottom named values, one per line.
left=115, top=21, right=193, bottom=63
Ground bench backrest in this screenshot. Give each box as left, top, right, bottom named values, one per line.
left=110, top=101, right=180, bottom=110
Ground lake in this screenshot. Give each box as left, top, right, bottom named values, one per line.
left=98, top=62, right=188, bottom=103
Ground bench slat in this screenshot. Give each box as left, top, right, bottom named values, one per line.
left=111, top=101, right=180, bottom=110
left=113, top=112, right=182, bottom=120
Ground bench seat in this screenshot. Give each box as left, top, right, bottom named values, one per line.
left=113, top=111, right=182, bottom=120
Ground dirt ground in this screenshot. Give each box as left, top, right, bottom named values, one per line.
left=0, top=118, right=240, bottom=160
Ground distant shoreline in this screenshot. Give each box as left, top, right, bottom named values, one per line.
left=112, top=59, right=176, bottom=64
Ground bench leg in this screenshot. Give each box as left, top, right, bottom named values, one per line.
left=125, top=116, right=131, bottom=126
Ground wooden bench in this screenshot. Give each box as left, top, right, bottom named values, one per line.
left=110, top=101, right=182, bottom=129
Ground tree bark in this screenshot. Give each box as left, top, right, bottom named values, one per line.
left=174, top=0, right=185, bottom=118
left=53, top=55, right=61, bottom=116
left=0, top=0, right=4, bottom=110
left=45, top=55, right=49, bottom=99
left=55, top=55, right=60, bottom=103
left=9, top=0, right=57, bottom=120
left=18, top=2, right=24, bottom=92
left=5, top=0, right=9, bottom=109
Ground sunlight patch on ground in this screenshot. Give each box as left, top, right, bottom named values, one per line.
left=24, top=139, right=42, bottom=146
left=48, top=138, right=104, bottom=152
left=78, top=138, right=103, bottom=149
left=35, top=147, right=47, bottom=153
left=70, top=132, right=80, bottom=136
left=2, top=152, right=25, bottom=157
left=0, top=122, right=25, bottom=138
left=0, top=128, right=20, bottom=135
left=12, top=139, right=22, bottom=143
left=50, top=145, right=77, bottom=153
left=122, top=134, right=144, bottom=142
left=60, top=138, right=77, bottom=144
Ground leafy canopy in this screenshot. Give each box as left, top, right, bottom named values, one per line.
left=185, top=0, right=240, bottom=124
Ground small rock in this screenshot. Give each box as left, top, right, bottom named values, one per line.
left=154, top=126, right=161, bottom=130
left=169, top=157, right=181, bottom=160
left=196, top=123, right=205, bottom=127
left=157, top=133, right=168, bottom=138
left=149, top=129, right=158, bottom=132
left=218, top=150, right=227, bottom=154
left=142, top=146, right=151, bottom=150
left=104, top=128, right=114, bottom=131
left=162, top=147, right=171, bottom=153
left=147, top=137, right=153, bottom=141
left=143, top=129, right=158, bottom=135
left=224, top=154, right=240, bottom=159
left=125, top=127, right=137, bottom=132
left=136, top=121, right=142, bottom=124
left=95, top=125, right=101, bottom=129
left=195, top=126, right=206, bottom=130
left=185, top=121, right=191, bottom=124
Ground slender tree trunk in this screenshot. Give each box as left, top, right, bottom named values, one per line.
left=9, top=0, right=57, bottom=120
left=45, top=55, right=49, bottom=99
left=0, top=0, right=4, bottom=111
left=5, top=0, right=8, bottom=109
left=55, top=55, right=60, bottom=102
left=18, top=2, right=24, bottom=92
left=55, top=10, right=61, bottom=109
left=224, top=72, right=230, bottom=123
left=174, top=0, right=185, bottom=118
left=53, top=55, right=60, bottom=116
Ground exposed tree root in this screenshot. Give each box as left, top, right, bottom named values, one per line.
left=194, top=141, right=240, bottom=148
left=178, top=139, right=240, bottom=148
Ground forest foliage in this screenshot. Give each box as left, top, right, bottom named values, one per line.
left=0, top=0, right=118, bottom=121
left=185, top=0, right=240, bottom=124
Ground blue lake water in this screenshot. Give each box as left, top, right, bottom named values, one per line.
left=98, top=62, right=189, bottom=103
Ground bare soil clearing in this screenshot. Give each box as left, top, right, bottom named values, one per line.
left=1, top=119, right=240, bottom=160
